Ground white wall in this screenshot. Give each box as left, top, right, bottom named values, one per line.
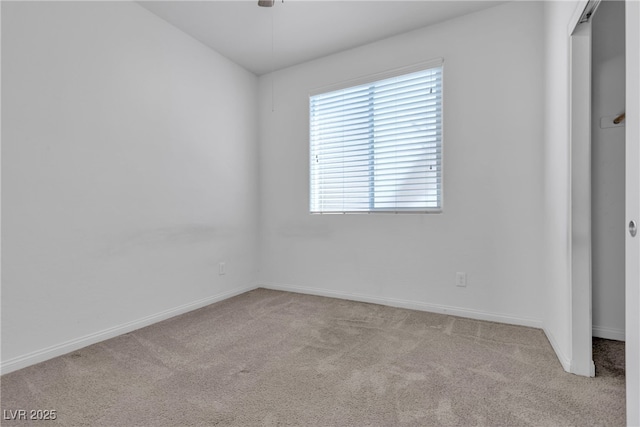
left=1, top=1, right=259, bottom=372
left=591, top=0, right=626, bottom=341
left=257, top=1, right=545, bottom=327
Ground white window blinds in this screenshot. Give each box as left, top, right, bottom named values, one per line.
left=310, top=61, right=443, bottom=214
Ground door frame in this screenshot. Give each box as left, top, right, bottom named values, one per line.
left=568, top=1, right=596, bottom=378
left=568, top=0, right=640, bottom=422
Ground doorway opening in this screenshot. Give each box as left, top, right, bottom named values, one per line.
left=590, top=0, right=626, bottom=378
left=569, top=0, right=626, bottom=380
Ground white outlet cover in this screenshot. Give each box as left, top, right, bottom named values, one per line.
left=456, top=272, right=467, bottom=287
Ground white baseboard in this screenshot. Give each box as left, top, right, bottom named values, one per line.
left=542, top=326, right=572, bottom=373
left=260, top=283, right=543, bottom=329
left=592, top=325, right=626, bottom=341
left=0, top=285, right=257, bottom=375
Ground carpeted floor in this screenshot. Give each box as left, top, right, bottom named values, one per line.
left=0, top=288, right=626, bottom=426
left=593, top=337, right=625, bottom=379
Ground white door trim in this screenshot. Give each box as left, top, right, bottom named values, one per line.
left=569, top=12, right=595, bottom=378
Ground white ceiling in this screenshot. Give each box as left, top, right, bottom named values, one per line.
left=138, top=1, right=506, bottom=75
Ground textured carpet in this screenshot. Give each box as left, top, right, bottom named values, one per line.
left=593, top=337, right=625, bottom=379
left=1, top=288, right=626, bottom=426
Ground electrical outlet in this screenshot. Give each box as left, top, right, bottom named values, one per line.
left=456, top=272, right=467, bottom=287
left=219, top=262, right=226, bottom=276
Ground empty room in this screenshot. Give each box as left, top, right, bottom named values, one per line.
left=1, top=0, right=639, bottom=426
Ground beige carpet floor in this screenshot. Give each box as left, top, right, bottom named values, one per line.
left=0, top=288, right=626, bottom=426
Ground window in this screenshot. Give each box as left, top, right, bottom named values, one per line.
left=309, top=60, right=443, bottom=213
